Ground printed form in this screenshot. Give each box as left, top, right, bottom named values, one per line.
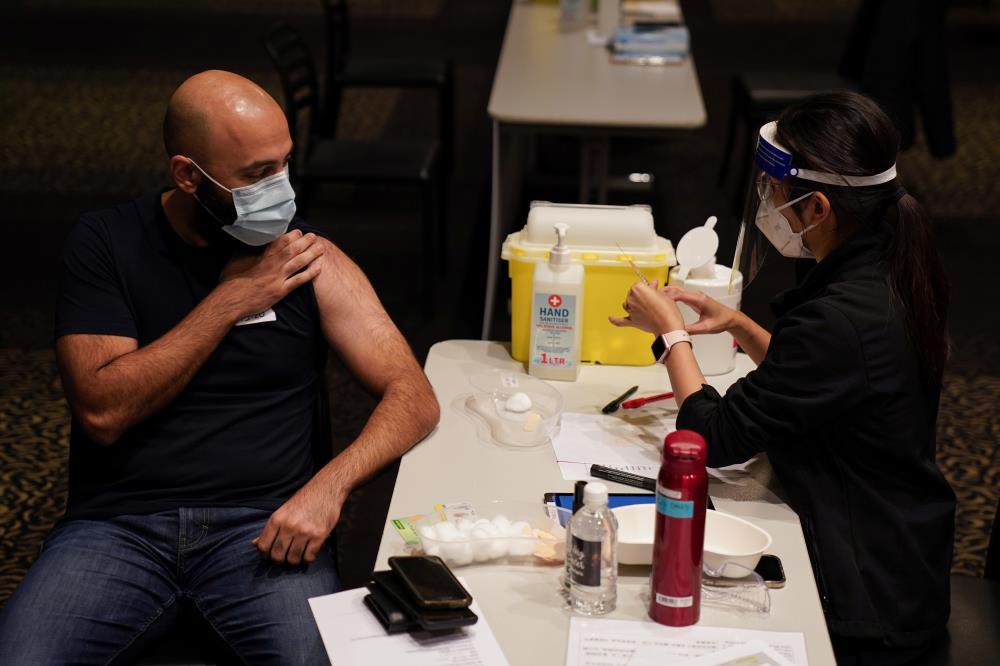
left=566, top=617, right=808, bottom=666
left=552, top=412, right=752, bottom=482
left=309, top=580, right=508, bottom=666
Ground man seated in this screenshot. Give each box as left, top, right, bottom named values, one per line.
left=0, top=70, right=440, bottom=664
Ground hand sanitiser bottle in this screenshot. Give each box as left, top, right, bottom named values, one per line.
left=529, top=223, right=584, bottom=381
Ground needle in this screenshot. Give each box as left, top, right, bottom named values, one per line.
left=616, top=242, right=650, bottom=285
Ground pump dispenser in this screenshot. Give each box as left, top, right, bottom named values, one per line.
left=529, top=223, right=585, bottom=381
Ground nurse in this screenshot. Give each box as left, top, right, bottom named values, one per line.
left=611, top=92, right=955, bottom=665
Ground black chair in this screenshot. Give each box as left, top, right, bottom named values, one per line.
left=319, top=0, right=453, bottom=177
left=910, top=497, right=1000, bottom=665
left=716, top=71, right=858, bottom=216
left=265, top=22, right=443, bottom=309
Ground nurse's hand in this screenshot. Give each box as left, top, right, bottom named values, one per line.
left=664, top=287, right=737, bottom=335
left=608, top=280, right=684, bottom=334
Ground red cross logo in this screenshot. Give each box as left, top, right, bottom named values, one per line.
left=548, top=294, right=562, bottom=307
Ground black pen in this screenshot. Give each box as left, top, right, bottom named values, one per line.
left=589, top=464, right=656, bottom=492
left=602, top=386, right=639, bottom=414
left=589, top=464, right=716, bottom=510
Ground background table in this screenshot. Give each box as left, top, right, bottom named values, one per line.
left=482, top=1, right=708, bottom=339
left=375, top=340, right=836, bottom=665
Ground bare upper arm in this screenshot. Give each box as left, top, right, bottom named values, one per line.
left=56, top=334, right=138, bottom=409
left=312, top=239, right=426, bottom=396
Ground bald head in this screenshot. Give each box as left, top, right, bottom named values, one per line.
left=163, top=70, right=287, bottom=162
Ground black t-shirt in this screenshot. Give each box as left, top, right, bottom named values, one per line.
left=56, top=189, right=328, bottom=520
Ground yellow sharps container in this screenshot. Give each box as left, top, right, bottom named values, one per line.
left=501, top=202, right=676, bottom=366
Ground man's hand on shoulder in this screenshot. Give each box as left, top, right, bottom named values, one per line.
left=252, top=474, right=347, bottom=566
left=213, top=230, right=325, bottom=322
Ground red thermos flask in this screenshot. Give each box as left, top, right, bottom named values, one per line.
left=649, top=430, right=708, bottom=626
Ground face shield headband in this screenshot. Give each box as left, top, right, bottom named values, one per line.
left=730, top=121, right=900, bottom=292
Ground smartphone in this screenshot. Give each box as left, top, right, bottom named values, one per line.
left=363, top=588, right=420, bottom=634
left=755, top=554, right=786, bottom=588
left=369, top=571, right=478, bottom=631
left=387, top=555, right=473, bottom=609
left=703, top=554, right=786, bottom=589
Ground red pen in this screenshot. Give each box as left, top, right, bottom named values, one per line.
left=621, top=392, right=675, bottom=409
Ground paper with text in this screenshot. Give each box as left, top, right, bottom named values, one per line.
left=565, top=617, right=807, bottom=666
left=553, top=412, right=753, bottom=482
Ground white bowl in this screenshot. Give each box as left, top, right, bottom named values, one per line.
left=703, top=510, right=772, bottom=577
left=609, top=505, right=772, bottom=574
left=612, top=503, right=656, bottom=565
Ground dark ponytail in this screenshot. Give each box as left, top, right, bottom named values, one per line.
left=775, top=92, right=949, bottom=384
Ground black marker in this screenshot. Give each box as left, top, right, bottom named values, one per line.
left=602, top=386, right=639, bottom=414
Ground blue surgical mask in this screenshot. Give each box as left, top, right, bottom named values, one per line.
left=189, top=160, right=297, bottom=246
left=755, top=191, right=817, bottom=259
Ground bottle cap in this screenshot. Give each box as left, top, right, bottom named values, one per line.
left=583, top=481, right=609, bottom=507
left=664, top=430, right=707, bottom=463
left=674, top=216, right=718, bottom=281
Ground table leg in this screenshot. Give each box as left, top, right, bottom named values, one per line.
left=482, top=120, right=502, bottom=339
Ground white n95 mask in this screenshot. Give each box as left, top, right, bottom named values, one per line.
left=190, top=160, right=297, bottom=246
left=755, top=191, right=818, bottom=259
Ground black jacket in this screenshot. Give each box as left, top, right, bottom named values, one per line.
left=678, top=230, right=955, bottom=647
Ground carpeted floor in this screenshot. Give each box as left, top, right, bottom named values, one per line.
left=1, top=0, right=998, bottom=606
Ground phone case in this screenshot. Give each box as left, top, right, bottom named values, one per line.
left=370, top=570, right=478, bottom=631
left=388, top=556, right=473, bottom=609
left=363, top=589, right=421, bottom=634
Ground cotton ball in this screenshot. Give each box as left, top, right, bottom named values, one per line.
left=505, top=392, right=533, bottom=413
left=509, top=521, right=531, bottom=537
left=445, top=540, right=473, bottom=566
left=508, top=535, right=536, bottom=557
left=456, top=518, right=475, bottom=535
left=471, top=527, right=493, bottom=561
left=492, top=515, right=511, bottom=534
left=488, top=537, right=508, bottom=559
left=419, top=526, right=437, bottom=541
left=435, top=521, right=460, bottom=542
left=474, top=518, right=492, bottom=530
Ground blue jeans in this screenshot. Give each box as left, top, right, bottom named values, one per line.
left=0, top=507, right=340, bottom=665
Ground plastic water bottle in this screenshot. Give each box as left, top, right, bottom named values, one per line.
left=569, top=482, right=618, bottom=615
left=649, top=430, right=708, bottom=626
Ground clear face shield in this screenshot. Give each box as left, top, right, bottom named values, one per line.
left=730, top=121, right=898, bottom=291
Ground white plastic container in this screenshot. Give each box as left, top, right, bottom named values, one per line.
left=529, top=223, right=585, bottom=381
left=669, top=217, right=743, bottom=376
left=414, top=501, right=569, bottom=568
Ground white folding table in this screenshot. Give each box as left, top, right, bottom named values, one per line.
left=374, top=340, right=836, bottom=665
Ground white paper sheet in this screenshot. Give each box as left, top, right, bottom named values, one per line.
left=565, top=617, right=808, bottom=666
left=553, top=412, right=754, bottom=482
left=308, top=579, right=509, bottom=666
left=653, top=639, right=796, bottom=666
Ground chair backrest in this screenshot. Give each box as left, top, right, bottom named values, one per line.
left=264, top=23, right=320, bottom=163
left=985, top=496, right=1000, bottom=582
left=319, top=0, right=350, bottom=136
left=321, top=0, right=350, bottom=76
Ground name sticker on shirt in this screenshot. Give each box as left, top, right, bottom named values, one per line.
left=235, top=308, right=277, bottom=327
